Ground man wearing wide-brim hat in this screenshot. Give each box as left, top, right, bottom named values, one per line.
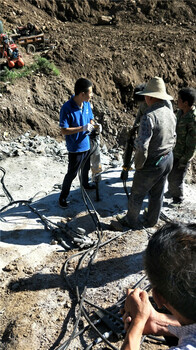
left=117, top=76, right=176, bottom=229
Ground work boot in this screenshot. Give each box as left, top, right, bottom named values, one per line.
left=169, top=197, right=183, bottom=208
left=116, top=214, right=140, bottom=230
left=58, top=196, right=68, bottom=208
left=83, top=183, right=96, bottom=190
left=173, top=197, right=182, bottom=204
left=139, top=208, right=157, bottom=228
left=139, top=216, right=154, bottom=228
left=164, top=191, right=172, bottom=199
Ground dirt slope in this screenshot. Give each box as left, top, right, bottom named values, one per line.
left=0, top=0, right=196, bottom=149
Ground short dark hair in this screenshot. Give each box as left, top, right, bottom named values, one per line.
left=144, top=222, right=196, bottom=321
left=74, top=78, right=92, bottom=96
left=178, top=87, right=196, bottom=107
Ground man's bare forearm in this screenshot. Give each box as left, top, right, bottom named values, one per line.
left=60, top=126, right=84, bottom=135
left=121, top=318, right=146, bottom=350
left=149, top=312, right=180, bottom=336
left=121, top=312, right=181, bottom=350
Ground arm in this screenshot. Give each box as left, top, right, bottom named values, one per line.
left=123, top=126, right=139, bottom=168
left=59, top=101, right=94, bottom=136
left=179, top=115, right=196, bottom=168
left=133, top=101, right=148, bottom=127
left=121, top=313, right=180, bottom=350
left=120, top=126, right=139, bottom=181
left=60, top=123, right=94, bottom=135
left=121, top=288, right=151, bottom=350
left=134, top=115, right=153, bottom=170
left=121, top=288, right=181, bottom=350
left=60, top=115, right=94, bottom=136
left=60, top=125, right=84, bottom=136
left=121, top=318, right=146, bottom=350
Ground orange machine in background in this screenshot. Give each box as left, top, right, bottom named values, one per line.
left=0, top=34, right=24, bottom=68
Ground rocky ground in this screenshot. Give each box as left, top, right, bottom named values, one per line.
left=0, top=1, right=196, bottom=349
left=0, top=133, right=196, bottom=350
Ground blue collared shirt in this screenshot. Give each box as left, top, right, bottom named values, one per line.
left=59, top=96, right=94, bottom=152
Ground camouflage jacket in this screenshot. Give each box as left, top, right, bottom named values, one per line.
left=173, top=106, right=196, bottom=168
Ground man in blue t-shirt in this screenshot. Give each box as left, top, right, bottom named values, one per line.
left=59, top=78, right=95, bottom=208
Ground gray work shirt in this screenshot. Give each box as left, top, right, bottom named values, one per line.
left=134, top=101, right=176, bottom=170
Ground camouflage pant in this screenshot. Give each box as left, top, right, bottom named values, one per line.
left=168, top=158, right=188, bottom=201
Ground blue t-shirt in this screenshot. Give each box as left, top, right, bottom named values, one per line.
left=59, top=96, right=94, bottom=152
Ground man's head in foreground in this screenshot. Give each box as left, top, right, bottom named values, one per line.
left=145, top=222, right=196, bottom=323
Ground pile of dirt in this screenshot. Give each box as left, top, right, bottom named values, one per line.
left=0, top=0, right=195, bottom=149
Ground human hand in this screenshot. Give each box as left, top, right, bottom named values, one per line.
left=120, top=169, right=128, bottom=181
left=122, top=288, right=154, bottom=333
left=94, top=123, right=102, bottom=133
left=122, top=288, right=172, bottom=336
left=83, top=123, right=94, bottom=134
left=122, top=304, right=159, bottom=334
left=125, top=288, right=151, bottom=323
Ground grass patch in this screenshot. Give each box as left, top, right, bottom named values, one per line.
left=0, top=56, right=60, bottom=83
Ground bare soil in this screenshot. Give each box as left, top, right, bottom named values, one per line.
left=0, top=0, right=196, bottom=148
left=1, top=151, right=195, bottom=350
left=0, top=1, right=196, bottom=349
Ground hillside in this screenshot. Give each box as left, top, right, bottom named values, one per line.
left=0, top=0, right=196, bottom=148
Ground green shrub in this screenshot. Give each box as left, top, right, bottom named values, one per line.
left=34, top=56, right=60, bottom=76
left=0, top=56, right=60, bottom=83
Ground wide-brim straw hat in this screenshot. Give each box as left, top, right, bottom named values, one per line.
left=135, top=76, right=173, bottom=100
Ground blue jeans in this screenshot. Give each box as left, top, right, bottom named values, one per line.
left=60, top=150, right=90, bottom=200
left=127, top=152, right=173, bottom=226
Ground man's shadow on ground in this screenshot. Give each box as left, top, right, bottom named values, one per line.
left=0, top=171, right=134, bottom=245
left=0, top=166, right=167, bottom=246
